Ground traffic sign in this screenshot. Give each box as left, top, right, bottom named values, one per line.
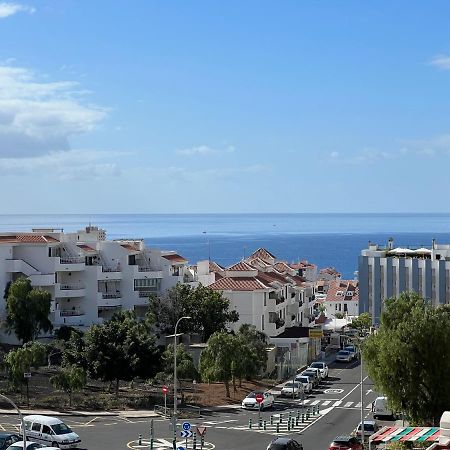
left=176, top=447, right=186, bottom=450
left=182, top=422, right=191, bottom=431
left=255, top=393, right=264, bottom=404
left=196, top=426, right=207, bottom=436
left=180, top=430, right=193, bottom=438
left=23, top=373, right=31, bottom=378
left=309, top=328, right=323, bottom=338
left=162, top=385, right=168, bottom=394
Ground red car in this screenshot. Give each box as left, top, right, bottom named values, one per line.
left=328, top=436, right=363, bottom=450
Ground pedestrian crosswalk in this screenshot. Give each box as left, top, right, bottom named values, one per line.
left=298, top=398, right=372, bottom=410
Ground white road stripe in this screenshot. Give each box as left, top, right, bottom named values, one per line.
left=355, top=402, right=362, bottom=408
left=333, top=401, right=342, bottom=407
left=303, top=399, right=311, bottom=404
left=322, top=401, right=331, bottom=406
left=311, top=400, right=320, bottom=405
left=344, top=402, right=353, bottom=408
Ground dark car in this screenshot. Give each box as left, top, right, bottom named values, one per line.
left=267, top=437, right=303, bottom=450
left=328, top=435, right=363, bottom=450
left=0, top=433, right=21, bottom=450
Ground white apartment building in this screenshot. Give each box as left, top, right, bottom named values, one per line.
left=0, top=226, right=190, bottom=339
left=205, top=248, right=317, bottom=338
left=359, top=238, right=450, bottom=324
left=321, top=279, right=359, bottom=318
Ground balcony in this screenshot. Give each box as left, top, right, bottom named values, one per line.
left=133, top=267, right=163, bottom=279
left=55, top=283, right=86, bottom=298
left=101, top=293, right=121, bottom=299
left=5, top=259, right=39, bottom=276
left=98, top=293, right=122, bottom=309
left=54, top=257, right=85, bottom=272
left=54, top=309, right=85, bottom=326
left=97, top=266, right=122, bottom=281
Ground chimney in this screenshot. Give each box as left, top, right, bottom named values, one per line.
left=432, top=238, right=436, bottom=250
left=388, top=237, right=394, bottom=250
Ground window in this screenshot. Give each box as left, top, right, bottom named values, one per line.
left=346, top=291, right=353, bottom=296
left=42, top=425, right=51, bottom=434
left=32, top=422, right=41, bottom=432
left=336, top=291, right=343, bottom=296
left=261, top=315, right=264, bottom=331
left=264, top=293, right=267, bottom=307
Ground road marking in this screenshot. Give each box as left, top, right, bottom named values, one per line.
left=85, top=417, right=99, bottom=426
left=311, top=400, right=320, bottom=405
left=322, top=401, right=331, bottom=406
left=332, top=401, right=342, bottom=407
left=355, top=402, right=362, bottom=408
left=303, top=399, right=311, bottom=404
left=324, top=388, right=344, bottom=394
left=344, top=402, right=353, bottom=408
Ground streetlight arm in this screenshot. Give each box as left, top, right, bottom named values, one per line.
left=0, top=393, right=26, bottom=445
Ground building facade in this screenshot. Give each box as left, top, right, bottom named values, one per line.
left=0, top=226, right=190, bottom=339
left=359, top=238, right=450, bottom=324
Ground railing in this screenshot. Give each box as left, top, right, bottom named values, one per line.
left=59, top=309, right=83, bottom=317
left=102, top=293, right=121, bottom=299
left=59, top=257, right=84, bottom=264
left=60, top=283, right=85, bottom=290
left=138, top=291, right=153, bottom=298
left=102, top=266, right=121, bottom=272
left=138, top=267, right=153, bottom=272
left=276, top=296, right=285, bottom=305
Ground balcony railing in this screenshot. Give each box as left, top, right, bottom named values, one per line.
left=60, top=257, right=84, bottom=264
left=276, top=296, right=285, bottom=305
left=138, top=291, right=152, bottom=298
left=59, top=309, right=83, bottom=317
left=60, top=283, right=85, bottom=290
left=102, top=266, right=122, bottom=272
left=138, top=267, right=153, bottom=272
left=102, top=293, right=121, bottom=299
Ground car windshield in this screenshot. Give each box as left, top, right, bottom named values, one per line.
left=303, top=371, right=315, bottom=376
left=296, top=377, right=308, bottom=383
left=345, top=346, right=355, bottom=351
left=246, top=392, right=258, bottom=398
left=310, top=362, right=323, bottom=369
left=359, top=423, right=375, bottom=431
left=338, top=350, right=350, bottom=355
left=268, top=444, right=288, bottom=450
left=284, top=382, right=299, bottom=388
left=51, top=423, right=72, bottom=435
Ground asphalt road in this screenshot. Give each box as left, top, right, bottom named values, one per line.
left=0, top=360, right=396, bottom=450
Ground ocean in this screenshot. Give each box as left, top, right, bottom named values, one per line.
left=1, top=213, right=450, bottom=278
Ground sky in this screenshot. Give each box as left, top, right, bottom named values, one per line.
left=0, top=1, right=450, bottom=213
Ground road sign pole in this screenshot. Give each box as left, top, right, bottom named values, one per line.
left=165, top=393, right=167, bottom=417
left=258, top=402, right=261, bottom=428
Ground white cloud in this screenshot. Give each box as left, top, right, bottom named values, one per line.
left=429, top=54, right=450, bottom=70
left=0, top=2, right=35, bottom=18
left=0, top=149, right=123, bottom=180
left=330, top=151, right=339, bottom=159
left=176, top=145, right=235, bottom=156
left=0, top=65, right=106, bottom=158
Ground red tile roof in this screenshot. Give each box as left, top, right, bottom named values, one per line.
left=246, top=257, right=270, bottom=268
left=274, top=262, right=292, bottom=273
left=121, top=243, right=140, bottom=252
left=209, top=276, right=270, bottom=291
left=77, top=244, right=96, bottom=253
left=291, top=260, right=317, bottom=270
left=325, top=280, right=359, bottom=302
left=248, top=248, right=276, bottom=263
left=227, top=261, right=256, bottom=271
left=162, top=253, right=187, bottom=263
left=0, top=234, right=60, bottom=244
left=209, top=261, right=224, bottom=272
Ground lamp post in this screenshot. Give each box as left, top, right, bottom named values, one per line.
left=173, top=316, right=191, bottom=421
left=0, top=393, right=26, bottom=444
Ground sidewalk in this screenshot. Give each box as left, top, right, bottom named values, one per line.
left=0, top=408, right=160, bottom=418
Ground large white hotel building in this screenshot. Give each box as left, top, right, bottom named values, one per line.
left=0, top=225, right=190, bottom=338
left=359, top=238, right=450, bottom=324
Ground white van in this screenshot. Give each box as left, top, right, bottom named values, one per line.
left=372, top=396, right=394, bottom=419
left=22, top=415, right=81, bottom=449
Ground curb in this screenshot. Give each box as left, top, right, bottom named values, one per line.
left=0, top=409, right=159, bottom=418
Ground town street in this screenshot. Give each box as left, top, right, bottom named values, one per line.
left=0, top=359, right=395, bottom=450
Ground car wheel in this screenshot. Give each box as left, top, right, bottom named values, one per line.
left=52, top=442, right=60, bottom=448
left=374, top=415, right=378, bottom=420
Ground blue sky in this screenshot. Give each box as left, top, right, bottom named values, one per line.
left=1, top=1, right=450, bottom=213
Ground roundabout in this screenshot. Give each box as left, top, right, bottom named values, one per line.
left=127, top=437, right=215, bottom=449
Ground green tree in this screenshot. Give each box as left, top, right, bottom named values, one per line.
left=84, top=310, right=160, bottom=394
left=148, top=283, right=239, bottom=341
left=350, top=312, right=371, bottom=330
left=5, top=278, right=52, bottom=343
left=199, top=331, right=237, bottom=397
left=61, top=328, right=87, bottom=369
left=50, top=366, right=87, bottom=406
left=363, top=292, right=450, bottom=426
left=160, top=343, right=198, bottom=381
left=4, top=342, right=46, bottom=387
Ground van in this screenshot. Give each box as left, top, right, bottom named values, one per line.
left=372, top=396, right=394, bottom=419
left=22, top=415, right=81, bottom=449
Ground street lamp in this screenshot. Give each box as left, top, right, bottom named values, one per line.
left=173, top=316, right=191, bottom=420
left=352, top=335, right=365, bottom=448
left=0, top=393, right=26, bottom=444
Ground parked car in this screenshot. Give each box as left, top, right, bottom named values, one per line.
left=355, top=420, right=379, bottom=437
left=294, top=375, right=313, bottom=394
left=0, top=433, right=21, bottom=450
left=280, top=381, right=304, bottom=398
left=344, top=345, right=357, bottom=360
left=371, top=396, right=394, bottom=419
left=309, top=361, right=329, bottom=378
left=267, top=437, right=303, bottom=450
left=241, top=391, right=274, bottom=410
left=328, top=435, right=363, bottom=450
left=6, top=442, right=59, bottom=450
left=300, top=369, right=319, bottom=387
left=305, top=366, right=322, bottom=382
left=335, top=350, right=352, bottom=363
left=22, top=415, right=81, bottom=449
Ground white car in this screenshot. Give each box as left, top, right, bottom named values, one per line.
left=241, top=391, right=274, bottom=410
left=6, top=441, right=59, bottom=450
left=372, top=396, right=394, bottom=419
left=281, top=381, right=304, bottom=398
left=294, top=375, right=313, bottom=393
left=309, top=361, right=329, bottom=379
left=355, top=420, right=379, bottom=437
left=344, top=345, right=357, bottom=360
left=336, top=350, right=352, bottom=362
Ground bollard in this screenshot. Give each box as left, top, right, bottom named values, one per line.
left=296, top=409, right=300, bottom=419
left=276, top=422, right=280, bottom=433
left=287, top=419, right=291, bottom=431
left=259, top=416, right=262, bottom=428
left=279, top=413, right=283, bottom=423
left=302, top=413, right=305, bottom=423
left=296, top=416, right=299, bottom=426
left=270, top=415, right=274, bottom=426
left=150, top=437, right=154, bottom=450
left=172, top=439, right=176, bottom=450
left=138, top=434, right=142, bottom=445
left=263, top=420, right=267, bottom=431
left=193, top=432, right=197, bottom=450
left=249, top=418, right=252, bottom=429
left=306, top=409, right=310, bottom=419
